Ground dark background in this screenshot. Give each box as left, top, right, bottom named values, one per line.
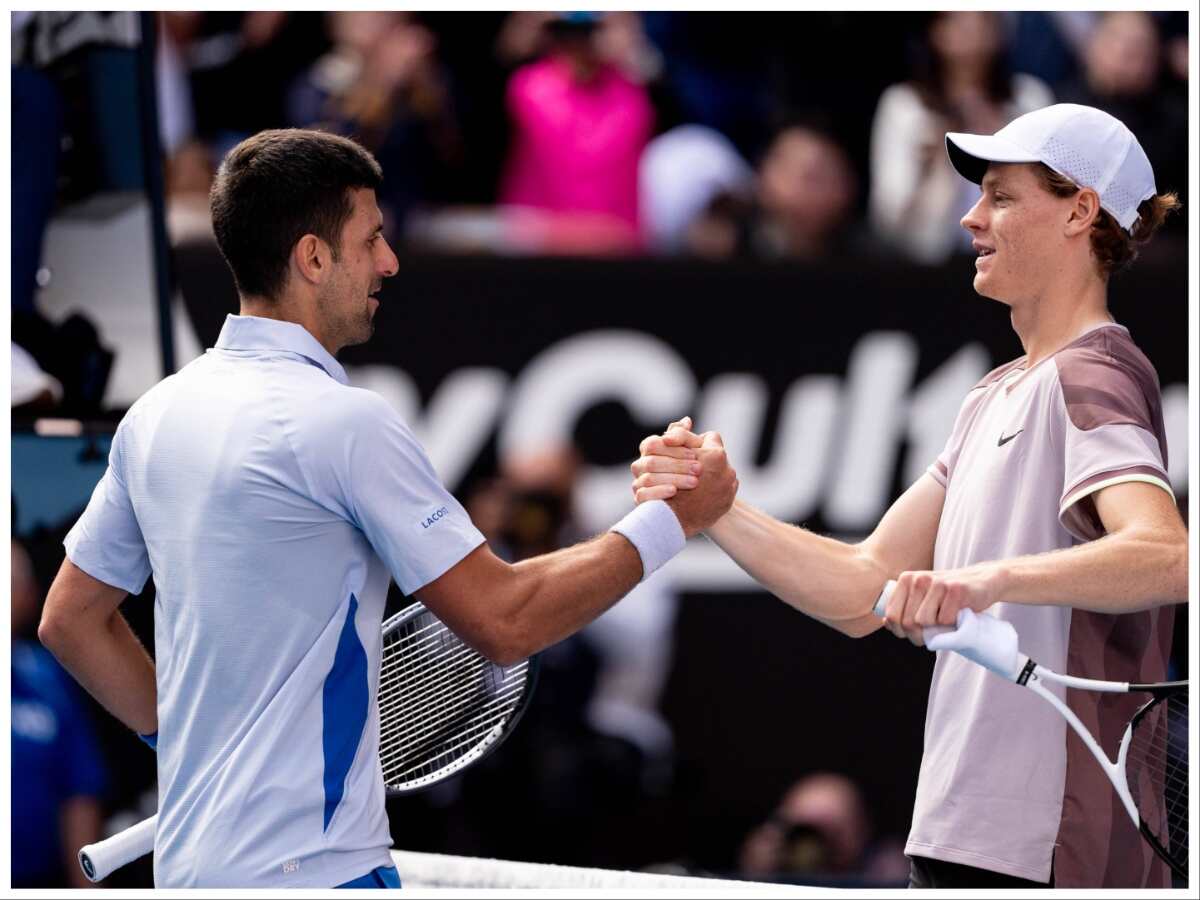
left=15, top=246, right=1187, bottom=882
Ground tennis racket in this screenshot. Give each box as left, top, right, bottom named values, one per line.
left=874, top=580, right=1188, bottom=881
left=78, top=601, right=539, bottom=882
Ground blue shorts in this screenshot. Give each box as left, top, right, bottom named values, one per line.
left=336, top=864, right=402, bottom=888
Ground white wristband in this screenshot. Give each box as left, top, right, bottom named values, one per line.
left=611, top=500, right=687, bottom=581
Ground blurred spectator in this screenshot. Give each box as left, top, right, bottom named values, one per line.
left=11, top=538, right=109, bottom=888
left=1162, top=13, right=1187, bottom=85
left=461, top=443, right=681, bottom=841
left=640, top=13, right=775, bottom=163
left=738, top=772, right=908, bottom=885
left=286, top=12, right=462, bottom=235
left=683, top=124, right=864, bottom=262
left=639, top=124, right=753, bottom=253
left=1005, top=12, right=1098, bottom=89
left=11, top=38, right=63, bottom=318
left=490, top=443, right=679, bottom=767
left=497, top=10, right=661, bottom=85
left=470, top=443, right=588, bottom=560
left=155, top=11, right=195, bottom=160
left=9, top=13, right=120, bottom=417
left=156, top=12, right=217, bottom=243
left=498, top=12, right=655, bottom=253
left=11, top=342, right=63, bottom=411
left=162, top=12, right=327, bottom=161
left=10, top=39, right=74, bottom=410
left=869, top=11, right=1053, bottom=264
left=1056, top=12, right=1188, bottom=231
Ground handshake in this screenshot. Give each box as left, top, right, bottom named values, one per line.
left=630, top=416, right=738, bottom=538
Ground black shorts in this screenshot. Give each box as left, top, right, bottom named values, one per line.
left=908, top=855, right=1052, bottom=889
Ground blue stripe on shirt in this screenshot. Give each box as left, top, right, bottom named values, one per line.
left=322, top=594, right=369, bottom=831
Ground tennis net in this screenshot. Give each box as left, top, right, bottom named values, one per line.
left=391, top=850, right=821, bottom=892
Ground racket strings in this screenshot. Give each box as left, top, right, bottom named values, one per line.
left=379, top=638, right=521, bottom=735
left=376, top=610, right=530, bottom=790
left=381, top=695, right=521, bottom=777
left=380, top=689, right=525, bottom=784
left=385, top=716, right=512, bottom=782
left=382, top=621, right=481, bottom=684
left=1126, top=692, right=1187, bottom=871
left=380, top=647, right=493, bottom=722
left=380, top=670, right=526, bottom=747
left=380, top=624, right=508, bottom=705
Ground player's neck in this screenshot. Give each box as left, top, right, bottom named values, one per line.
left=1010, top=272, right=1111, bottom=367
left=239, top=294, right=333, bottom=356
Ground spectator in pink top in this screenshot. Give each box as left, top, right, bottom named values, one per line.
left=499, top=13, right=654, bottom=252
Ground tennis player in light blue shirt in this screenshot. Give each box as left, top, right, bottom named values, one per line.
left=39, top=129, right=738, bottom=887
left=65, top=313, right=484, bottom=887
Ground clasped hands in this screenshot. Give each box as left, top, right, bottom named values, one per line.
left=629, top=417, right=737, bottom=538
left=631, top=417, right=1003, bottom=643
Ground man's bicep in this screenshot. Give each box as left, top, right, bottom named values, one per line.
left=859, top=473, right=945, bottom=577
left=44, top=557, right=131, bottom=625
left=413, top=543, right=514, bottom=659
left=1092, top=479, right=1184, bottom=538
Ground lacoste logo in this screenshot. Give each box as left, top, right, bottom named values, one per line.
left=420, top=506, right=450, bottom=529
left=998, top=429, right=1024, bottom=447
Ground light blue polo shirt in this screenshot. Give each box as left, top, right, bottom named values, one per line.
left=65, top=314, right=485, bottom=887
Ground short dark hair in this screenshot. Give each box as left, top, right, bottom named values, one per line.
left=1032, top=163, right=1181, bottom=279
left=210, top=129, right=383, bottom=300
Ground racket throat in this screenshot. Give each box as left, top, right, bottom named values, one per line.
left=1015, top=658, right=1037, bottom=685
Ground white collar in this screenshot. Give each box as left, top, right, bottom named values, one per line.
left=212, top=315, right=349, bottom=385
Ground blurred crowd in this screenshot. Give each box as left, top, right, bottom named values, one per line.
left=8, top=10, right=1191, bottom=889
left=154, top=10, right=1189, bottom=263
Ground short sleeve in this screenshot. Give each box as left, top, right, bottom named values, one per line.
left=928, top=386, right=991, bottom=489
left=1056, top=349, right=1172, bottom=542
left=64, top=427, right=153, bottom=595
left=297, top=389, right=485, bottom=595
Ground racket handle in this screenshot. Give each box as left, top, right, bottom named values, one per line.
left=872, top=580, right=963, bottom=642
left=872, top=580, right=895, bottom=618
left=79, top=813, right=157, bottom=882
left=873, top=580, right=1023, bottom=679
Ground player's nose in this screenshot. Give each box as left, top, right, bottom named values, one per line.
left=960, top=195, right=986, bottom=234
left=377, top=238, right=399, bottom=278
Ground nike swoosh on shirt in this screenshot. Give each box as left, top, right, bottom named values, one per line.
left=998, top=429, right=1024, bottom=447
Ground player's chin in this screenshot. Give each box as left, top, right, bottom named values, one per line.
left=972, top=273, right=1010, bottom=306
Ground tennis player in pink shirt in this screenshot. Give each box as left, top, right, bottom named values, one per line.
left=630, top=104, right=1186, bottom=888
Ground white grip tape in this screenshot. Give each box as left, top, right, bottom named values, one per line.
left=611, top=500, right=687, bottom=581
left=79, top=813, right=157, bottom=882
left=872, top=579, right=1022, bottom=680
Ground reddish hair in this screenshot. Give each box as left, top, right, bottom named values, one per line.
left=1033, top=163, right=1180, bottom=279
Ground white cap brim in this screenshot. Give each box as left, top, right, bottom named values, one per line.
left=945, top=132, right=1040, bottom=184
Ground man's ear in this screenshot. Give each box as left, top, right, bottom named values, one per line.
left=1064, top=188, right=1101, bottom=237
left=291, top=234, right=331, bottom=287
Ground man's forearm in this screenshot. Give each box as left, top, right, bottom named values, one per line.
left=989, top=527, right=1187, bottom=613
left=421, top=533, right=646, bottom=666
left=40, top=608, right=157, bottom=735
left=507, top=532, right=644, bottom=654
left=706, top=500, right=886, bottom=629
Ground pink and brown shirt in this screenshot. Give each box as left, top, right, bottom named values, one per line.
left=908, top=322, right=1175, bottom=887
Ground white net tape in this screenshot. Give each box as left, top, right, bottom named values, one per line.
left=391, top=850, right=823, bottom=892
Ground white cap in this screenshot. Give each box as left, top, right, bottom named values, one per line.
left=945, top=103, right=1156, bottom=232
left=639, top=124, right=753, bottom=251
left=11, top=341, right=63, bottom=407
